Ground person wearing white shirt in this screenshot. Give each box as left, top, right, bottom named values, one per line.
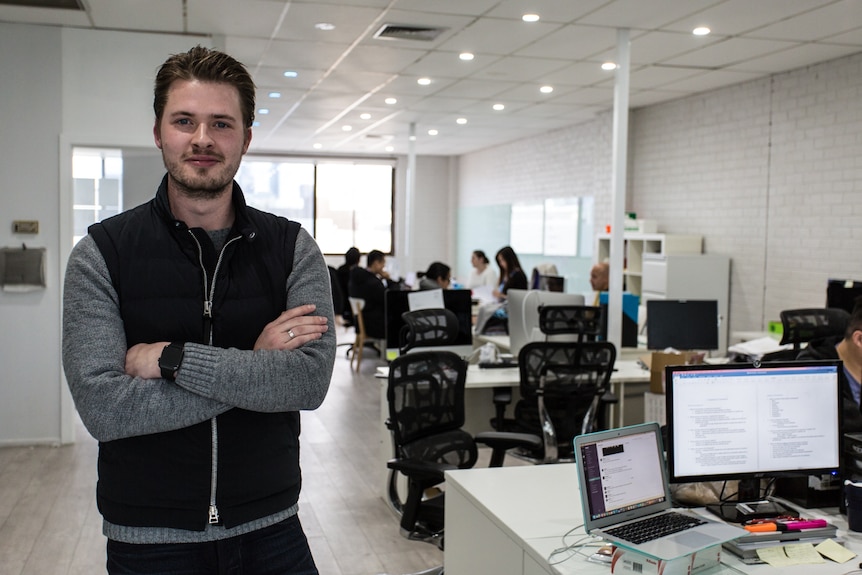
left=467, top=250, right=497, bottom=289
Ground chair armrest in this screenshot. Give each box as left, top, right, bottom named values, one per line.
left=387, top=458, right=457, bottom=482
left=474, top=431, right=543, bottom=453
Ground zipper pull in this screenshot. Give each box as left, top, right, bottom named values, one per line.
left=208, top=505, right=220, bottom=524
left=203, top=300, right=213, bottom=318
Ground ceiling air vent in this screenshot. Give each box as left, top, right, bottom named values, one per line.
left=373, top=23, right=447, bottom=42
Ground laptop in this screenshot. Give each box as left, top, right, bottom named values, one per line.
left=574, top=422, right=746, bottom=560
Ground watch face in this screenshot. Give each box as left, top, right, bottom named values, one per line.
left=159, top=343, right=184, bottom=379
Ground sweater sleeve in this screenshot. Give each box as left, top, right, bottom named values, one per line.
left=172, top=228, right=336, bottom=413
left=62, top=235, right=233, bottom=443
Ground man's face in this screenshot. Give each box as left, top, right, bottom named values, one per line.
left=370, top=258, right=386, bottom=275
left=154, top=79, right=251, bottom=198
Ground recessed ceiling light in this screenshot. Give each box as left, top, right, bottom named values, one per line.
left=283, top=70, right=298, bottom=78
left=601, top=62, right=618, bottom=71
left=459, top=52, right=474, bottom=61
left=409, top=135, right=416, bottom=141
left=252, top=121, right=260, bottom=127
left=313, top=143, right=323, bottom=149
left=258, top=108, right=270, bottom=115
left=693, top=26, right=711, bottom=36
left=385, top=145, right=394, bottom=152
left=385, top=97, right=397, bottom=105
left=360, top=113, right=371, bottom=120
left=540, top=85, right=554, bottom=94
left=315, top=22, right=335, bottom=31
left=428, top=129, right=439, bottom=136
left=417, top=77, right=432, bottom=86
left=522, top=13, right=540, bottom=22
left=492, top=103, right=505, bottom=111
left=268, top=92, right=281, bottom=99
left=342, top=125, right=352, bottom=132
left=456, top=117, right=468, bottom=125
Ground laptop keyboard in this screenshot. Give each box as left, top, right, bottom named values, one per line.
left=605, top=511, right=708, bottom=545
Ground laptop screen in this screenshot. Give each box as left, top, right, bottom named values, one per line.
left=577, top=424, right=670, bottom=528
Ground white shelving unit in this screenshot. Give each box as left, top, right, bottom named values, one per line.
left=596, top=232, right=703, bottom=296
left=597, top=233, right=731, bottom=355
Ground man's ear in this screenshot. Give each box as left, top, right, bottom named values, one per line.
left=852, top=329, right=862, bottom=349
left=242, top=127, right=253, bottom=154
left=153, top=122, right=163, bottom=149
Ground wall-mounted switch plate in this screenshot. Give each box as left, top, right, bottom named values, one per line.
left=13, top=220, right=39, bottom=234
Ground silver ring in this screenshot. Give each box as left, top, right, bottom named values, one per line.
left=288, top=329, right=296, bottom=339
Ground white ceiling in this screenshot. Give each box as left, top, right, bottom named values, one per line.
left=3, top=0, right=862, bottom=156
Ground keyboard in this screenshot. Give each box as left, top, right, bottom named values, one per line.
left=604, top=511, right=708, bottom=545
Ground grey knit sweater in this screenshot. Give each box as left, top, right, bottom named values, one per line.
left=62, top=227, right=336, bottom=543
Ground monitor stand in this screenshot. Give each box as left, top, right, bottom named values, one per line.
left=705, top=479, right=796, bottom=523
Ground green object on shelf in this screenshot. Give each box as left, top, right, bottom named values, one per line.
left=768, top=321, right=783, bottom=336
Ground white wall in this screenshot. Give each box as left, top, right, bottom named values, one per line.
left=458, top=51, right=862, bottom=337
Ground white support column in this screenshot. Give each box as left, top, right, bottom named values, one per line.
left=404, top=122, right=416, bottom=266
left=608, top=28, right=630, bottom=349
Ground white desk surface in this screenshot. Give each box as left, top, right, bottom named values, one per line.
left=444, top=464, right=862, bottom=575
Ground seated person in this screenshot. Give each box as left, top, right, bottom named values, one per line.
left=418, top=262, right=451, bottom=290
left=468, top=250, right=497, bottom=289
left=590, top=261, right=609, bottom=306
left=797, top=299, right=862, bottom=432
left=492, top=246, right=527, bottom=301
left=336, top=246, right=361, bottom=325
left=348, top=249, right=391, bottom=340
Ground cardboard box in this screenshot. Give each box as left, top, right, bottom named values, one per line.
left=611, top=544, right=722, bottom=575
left=640, top=351, right=704, bottom=394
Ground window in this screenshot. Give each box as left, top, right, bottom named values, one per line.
left=235, top=157, right=395, bottom=255
left=72, top=147, right=123, bottom=244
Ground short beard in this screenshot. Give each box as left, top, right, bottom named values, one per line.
left=162, top=153, right=240, bottom=200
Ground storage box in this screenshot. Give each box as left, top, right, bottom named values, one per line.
left=611, top=544, right=721, bottom=575
left=640, top=351, right=704, bottom=394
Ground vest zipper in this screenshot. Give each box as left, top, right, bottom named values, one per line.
left=187, top=230, right=243, bottom=526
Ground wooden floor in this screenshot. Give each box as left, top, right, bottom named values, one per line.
left=0, top=328, right=452, bottom=575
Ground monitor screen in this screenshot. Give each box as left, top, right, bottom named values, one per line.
left=384, top=289, right=473, bottom=360
left=826, top=278, right=862, bottom=314
left=666, top=361, right=841, bottom=487
left=507, top=289, right=586, bottom=358
left=538, top=275, right=565, bottom=292
left=646, top=299, right=718, bottom=351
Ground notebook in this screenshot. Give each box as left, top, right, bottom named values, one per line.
left=574, top=422, right=746, bottom=560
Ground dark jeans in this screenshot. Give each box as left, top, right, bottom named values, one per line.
left=106, top=515, right=318, bottom=575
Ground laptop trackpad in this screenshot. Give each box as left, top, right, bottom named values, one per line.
left=672, top=531, right=719, bottom=549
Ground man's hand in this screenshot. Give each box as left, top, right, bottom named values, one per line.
left=254, top=304, right=329, bottom=351
left=126, top=342, right=168, bottom=379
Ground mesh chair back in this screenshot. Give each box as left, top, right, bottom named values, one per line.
left=538, top=305, right=603, bottom=339
left=779, top=308, right=850, bottom=347
left=387, top=350, right=476, bottom=468
left=515, top=341, right=616, bottom=458
left=399, top=308, right=460, bottom=353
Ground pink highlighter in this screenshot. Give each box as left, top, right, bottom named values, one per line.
left=777, top=519, right=828, bottom=531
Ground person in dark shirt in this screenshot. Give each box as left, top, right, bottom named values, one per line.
left=492, top=245, right=527, bottom=301
left=348, top=249, right=390, bottom=339
left=336, top=246, right=360, bottom=326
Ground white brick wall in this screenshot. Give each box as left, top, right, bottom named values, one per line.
left=458, top=50, right=862, bottom=335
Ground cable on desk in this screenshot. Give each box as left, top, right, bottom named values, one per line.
left=546, top=523, right=605, bottom=566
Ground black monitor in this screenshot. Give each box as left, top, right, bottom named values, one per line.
left=826, top=278, right=862, bottom=314
left=384, top=289, right=473, bottom=360
left=537, top=275, right=565, bottom=292
left=665, top=360, right=842, bottom=522
left=646, top=299, right=718, bottom=351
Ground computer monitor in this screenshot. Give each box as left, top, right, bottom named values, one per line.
left=826, top=278, right=862, bottom=314
left=507, top=289, right=586, bottom=358
left=537, top=275, right=565, bottom=292
left=646, top=299, right=719, bottom=351
left=384, top=289, right=473, bottom=360
left=665, top=360, right=842, bottom=522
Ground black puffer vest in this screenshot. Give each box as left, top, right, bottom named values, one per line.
left=89, top=175, right=301, bottom=530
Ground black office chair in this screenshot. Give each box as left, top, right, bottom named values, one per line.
left=499, top=306, right=617, bottom=463
left=385, top=309, right=541, bottom=571
left=760, top=307, right=850, bottom=362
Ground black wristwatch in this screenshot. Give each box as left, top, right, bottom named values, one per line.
left=158, top=342, right=184, bottom=381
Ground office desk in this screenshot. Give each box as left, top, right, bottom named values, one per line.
left=444, top=464, right=861, bottom=575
